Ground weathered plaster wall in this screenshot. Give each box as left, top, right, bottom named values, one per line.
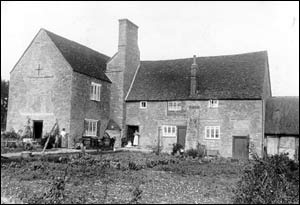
left=7, top=30, right=73, bottom=136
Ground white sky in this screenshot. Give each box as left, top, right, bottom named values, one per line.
left=1, top=1, right=299, bottom=96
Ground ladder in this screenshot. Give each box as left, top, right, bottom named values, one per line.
left=41, top=120, right=58, bottom=154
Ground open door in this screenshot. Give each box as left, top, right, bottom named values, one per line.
left=126, top=125, right=139, bottom=146
left=33, top=120, right=43, bottom=139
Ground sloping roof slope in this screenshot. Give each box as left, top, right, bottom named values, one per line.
left=265, top=97, right=299, bottom=135
left=126, top=51, right=269, bottom=101
left=44, top=29, right=111, bottom=82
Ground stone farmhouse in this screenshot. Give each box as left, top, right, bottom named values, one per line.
left=6, top=19, right=298, bottom=159
left=6, top=29, right=111, bottom=146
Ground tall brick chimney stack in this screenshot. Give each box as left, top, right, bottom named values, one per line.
left=190, top=55, right=198, bottom=96
left=106, top=19, right=140, bottom=148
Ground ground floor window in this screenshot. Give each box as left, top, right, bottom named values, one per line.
left=84, top=119, right=98, bottom=137
left=205, top=126, right=220, bottom=139
left=162, top=125, right=177, bottom=137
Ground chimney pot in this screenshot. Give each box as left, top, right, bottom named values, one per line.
left=193, top=55, right=197, bottom=65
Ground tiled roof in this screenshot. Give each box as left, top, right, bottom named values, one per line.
left=265, top=97, right=299, bottom=135
left=44, top=29, right=111, bottom=83
left=126, top=51, right=269, bottom=101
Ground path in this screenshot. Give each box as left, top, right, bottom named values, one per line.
left=1, top=147, right=152, bottom=158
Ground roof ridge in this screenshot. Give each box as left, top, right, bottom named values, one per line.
left=43, top=28, right=110, bottom=60
left=270, top=96, right=299, bottom=98
left=141, top=50, right=268, bottom=62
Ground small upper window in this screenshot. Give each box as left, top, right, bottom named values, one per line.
left=168, top=101, right=182, bottom=111
left=90, top=82, right=101, bottom=101
left=140, top=101, right=147, bottom=109
left=208, top=100, right=218, bottom=108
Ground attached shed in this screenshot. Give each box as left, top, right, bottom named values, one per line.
left=265, top=97, right=299, bottom=160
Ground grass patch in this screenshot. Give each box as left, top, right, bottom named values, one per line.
left=1, top=151, right=242, bottom=204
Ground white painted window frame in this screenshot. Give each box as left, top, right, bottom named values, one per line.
left=140, top=101, right=147, bottom=109
left=205, top=126, right=220, bottom=139
left=167, top=101, right=182, bottom=111
left=162, top=125, right=177, bottom=137
left=90, top=82, right=101, bottom=101
left=85, top=119, right=98, bottom=137
left=208, top=100, right=219, bottom=108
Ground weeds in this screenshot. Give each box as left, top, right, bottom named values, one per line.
left=234, top=147, right=299, bottom=204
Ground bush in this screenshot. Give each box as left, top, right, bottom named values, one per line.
left=234, top=153, right=299, bottom=204
left=1, top=129, right=20, bottom=140
left=185, top=149, right=199, bottom=158
left=184, top=143, right=206, bottom=159
left=22, top=117, right=33, bottom=139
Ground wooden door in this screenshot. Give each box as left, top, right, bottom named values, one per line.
left=233, top=136, right=249, bottom=159
left=177, top=126, right=187, bottom=148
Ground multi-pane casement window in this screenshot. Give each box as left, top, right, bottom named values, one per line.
left=162, top=125, right=177, bottom=137
left=84, top=119, right=98, bottom=137
left=140, top=101, right=147, bottom=109
left=167, top=101, right=182, bottom=111
left=90, top=82, right=101, bottom=101
left=205, top=126, right=220, bottom=139
left=208, top=100, right=219, bottom=108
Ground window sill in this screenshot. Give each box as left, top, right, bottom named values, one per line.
left=90, top=99, right=101, bottom=102
left=162, top=135, right=176, bottom=138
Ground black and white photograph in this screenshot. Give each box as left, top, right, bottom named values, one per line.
left=1, top=1, right=299, bottom=204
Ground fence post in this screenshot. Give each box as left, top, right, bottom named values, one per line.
left=157, top=126, right=161, bottom=155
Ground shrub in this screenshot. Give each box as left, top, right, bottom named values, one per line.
left=196, top=143, right=207, bottom=158
left=22, top=117, right=33, bottom=139
left=1, top=129, right=20, bottom=140
left=185, top=143, right=206, bottom=159
left=185, top=149, right=198, bottom=158
left=234, top=153, right=299, bottom=204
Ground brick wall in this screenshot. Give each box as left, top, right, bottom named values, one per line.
left=6, top=29, right=73, bottom=136
left=69, top=72, right=110, bottom=147
left=126, top=100, right=264, bottom=157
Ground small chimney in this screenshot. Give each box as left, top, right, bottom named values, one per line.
left=190, top=55, right=198, bottom=96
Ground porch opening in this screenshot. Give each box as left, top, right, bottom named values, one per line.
left=124, top=125, right=139, bottom=147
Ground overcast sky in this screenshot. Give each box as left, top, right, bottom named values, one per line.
left=1, top=1, right=299, bottom=96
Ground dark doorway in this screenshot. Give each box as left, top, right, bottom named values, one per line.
left=33, top=121, right=43, bottom=139
left=177, top=126, right=187, bottom=148
left=233, top=136, right=249, bottom=159
left=125, top=125, right=139, bottom=146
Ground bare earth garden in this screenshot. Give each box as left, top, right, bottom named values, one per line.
left=1, top=151, right=244, bottom=204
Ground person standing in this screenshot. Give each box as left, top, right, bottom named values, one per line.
left=133, top=130, right=139, bottom=146
left=60, top=128, right=67, bottom=148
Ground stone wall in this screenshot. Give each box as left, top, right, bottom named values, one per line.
left=69, top=72, right=110, bottom=147
left=106, top=19, right=140, bottom=148
left=6, top=29, right=73, bottom=136
left=126, top=100, right=264, bottom=157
